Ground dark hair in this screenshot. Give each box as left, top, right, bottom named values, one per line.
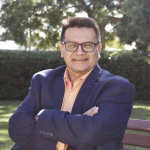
left=61, top=17, right=101, bottom=43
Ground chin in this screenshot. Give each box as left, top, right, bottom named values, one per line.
left=73, top=68, right=90, bottom=73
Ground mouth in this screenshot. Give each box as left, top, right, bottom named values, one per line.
left=72, top=58, right=88, bottom=62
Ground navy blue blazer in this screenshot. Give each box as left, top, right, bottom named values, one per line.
left=9, top=64, right=135, bottom=150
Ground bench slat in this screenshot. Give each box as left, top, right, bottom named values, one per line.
left=123, top=132, right=150, bottom=148
left=127, top=118, right=150, bottom=132
left=122, top=148, right=135, bottom=150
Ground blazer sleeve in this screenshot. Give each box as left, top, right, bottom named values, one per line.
left=35, top=81, right=135, bottom=149
left=8, top=75, right=57, bottom=150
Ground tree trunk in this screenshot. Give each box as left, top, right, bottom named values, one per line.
left=85, top=5, right=107, bottom=50
left=99, top=24, right=106, bottom=50
left=136, top=42, right=149, bottom=51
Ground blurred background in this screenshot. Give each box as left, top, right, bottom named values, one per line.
left=0, top=0, right=150, bottom=150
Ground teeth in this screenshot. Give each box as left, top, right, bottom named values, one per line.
left=74, top=59, right=87, bottom=61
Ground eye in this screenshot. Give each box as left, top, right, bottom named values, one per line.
left=83, top=43, right=93, bottom=48
left=67, top=43, right=78, bottom=49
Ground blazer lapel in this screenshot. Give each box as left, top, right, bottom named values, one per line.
left=71, top=64, right=102, bottom=114
left=53, top=75, right=65, bottom=110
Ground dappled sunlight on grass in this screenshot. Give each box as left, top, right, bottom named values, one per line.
left=130, top=102, right=150, bottom=120
left=1, top=113, right=13, bottom=117
left=0, top=118, right=9, bottom=122
left=0, top=101, right=21, bottom=149
left=0, top=131, right=9, bottom=136
left=133, top=105, right=150, bottom=109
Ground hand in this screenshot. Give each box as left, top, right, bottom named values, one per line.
left=83, top=106, right=99, bottom=116
left=35, top=109, right=45, bottom=121
left=35, top=115, right=38, bottom=121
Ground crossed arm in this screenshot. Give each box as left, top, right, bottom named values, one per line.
left=9, top=78, right=135, bottom=150
left=9, top=99, right=132, bottom=150
left=9, top=95, right=100, bottom=150
left=35, top=106, right=99, bottom=121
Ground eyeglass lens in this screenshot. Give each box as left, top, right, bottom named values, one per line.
left=65, top=42, right=95, bottom=52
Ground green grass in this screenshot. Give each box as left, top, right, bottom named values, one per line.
left=0, top=101, right=21, bottom=150
left=0, top=101, right=150, bottom=150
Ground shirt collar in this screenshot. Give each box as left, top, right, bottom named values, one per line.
left=64, top=67, right=93, bottom=84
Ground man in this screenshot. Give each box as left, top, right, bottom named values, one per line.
left=9, top=17, right=135, bottom=150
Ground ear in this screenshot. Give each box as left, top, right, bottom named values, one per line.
left=59, top=43, right=64, bottom=58
left=98, top=44, right=102, bottom=58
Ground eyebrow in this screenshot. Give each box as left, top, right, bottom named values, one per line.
left=63, top=41, right=98, bottom=43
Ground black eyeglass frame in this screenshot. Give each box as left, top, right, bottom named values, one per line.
left=61, top=41, right=100, bottom=52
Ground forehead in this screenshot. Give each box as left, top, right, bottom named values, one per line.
left=64, top=27, right=97, bottom=42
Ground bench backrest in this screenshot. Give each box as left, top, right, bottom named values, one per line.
left=122, top=118, right=150, bottom=150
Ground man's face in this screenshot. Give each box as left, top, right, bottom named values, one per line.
left=59, top=27, right=102, bottom=76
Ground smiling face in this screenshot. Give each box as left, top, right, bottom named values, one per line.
left=59, top=27, right=102, bottom=78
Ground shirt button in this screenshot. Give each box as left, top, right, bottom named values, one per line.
left=50, top=133, right=53, bottom=136
left=70, top=93, right=73, bottom=95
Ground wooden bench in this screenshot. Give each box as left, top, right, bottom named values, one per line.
left=123, top=118, right=150, bottom=150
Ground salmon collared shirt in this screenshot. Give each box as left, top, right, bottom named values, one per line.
left=56, top=67, right=93, bottom=150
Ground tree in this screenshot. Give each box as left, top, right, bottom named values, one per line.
left=0, top=0, right=122, bottom=50
left=116, top=0, right=150, bottom=51
left=0, top=0, right=75, bottom=50
left=71, top=0, right=122, bottom=49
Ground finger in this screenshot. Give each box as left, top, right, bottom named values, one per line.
left=83, top=106, right=99, bottom=116
left=87, top=106, right=98, bottom=115
left=91, top=107, right=99, bottom=116
left=89, top=107, right=99, bottom=116
left=83, top=106, right=96, bottom=115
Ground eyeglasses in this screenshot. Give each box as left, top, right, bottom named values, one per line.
left=61, top=41, right=99, bottom=52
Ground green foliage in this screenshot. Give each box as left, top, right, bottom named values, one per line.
left=74, top=0, right=122, bottom=49
left=116, top=0, right=150, bottom=51
left=1, top=0, right=150, bottom=51
left=0, top=50, right=150, bottom=100
left=0, top=0, right=121, bottom=50
left=99, top=50, right=150, bottom=100
left=0, top=50, right=65, bottom=100
left=105, top=35, right=124, bottom=50
left=0, top=0, right=74, bottom=50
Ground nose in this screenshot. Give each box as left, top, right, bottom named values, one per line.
left=75, top=45, right=85, bottom=54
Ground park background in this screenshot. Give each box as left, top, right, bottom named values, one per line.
left=0, top=0, right=150, bottom=150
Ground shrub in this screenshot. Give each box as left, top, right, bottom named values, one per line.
left=0, top=50, right=65, bottom=100
left=99, top=50, right=150, bottom=100
left=0, top=50, right=150, bottom=100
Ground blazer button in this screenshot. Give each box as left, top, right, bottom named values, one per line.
left=50, top=133, right=53, bottom=136
left=40, top=130, right=44, bottom=134
left=43, top=131, right=46, bottom=135
left=47, top=132, right=50, bottom=136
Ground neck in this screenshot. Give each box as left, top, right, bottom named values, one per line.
left=67, top=70, right=85, bottom=84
